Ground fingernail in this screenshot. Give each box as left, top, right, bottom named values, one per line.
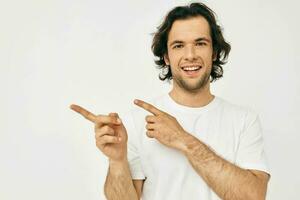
left=117, top=118, right=122, bottom=124
left=118, top=137, right=122, bottom=141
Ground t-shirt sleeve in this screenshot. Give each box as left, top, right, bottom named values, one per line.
left=235, top=110, right=270, bottom=175
left=121, top=111, right=146, bottom=180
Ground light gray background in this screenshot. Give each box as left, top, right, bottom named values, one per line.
left=1, top=0, right=299, bottom=199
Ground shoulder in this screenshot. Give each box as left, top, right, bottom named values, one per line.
left=216, top=97, right=260, bottom=128
left=218, top=97, right=258, bottom=115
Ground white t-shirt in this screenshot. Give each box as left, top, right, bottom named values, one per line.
left=122, top=94, right=270, bottom=200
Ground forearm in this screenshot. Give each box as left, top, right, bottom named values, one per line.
left=182, top=134, right=267, bottom=200
left=104, top=159, right=139, bottom=200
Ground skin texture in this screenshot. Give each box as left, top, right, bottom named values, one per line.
left=164, top=16, right=216, bottom=109
left=164, top=16, right=214, bottom=95
left=70, top=16, right=270, bottom=200
left=70, top=105, right=139, bottom=200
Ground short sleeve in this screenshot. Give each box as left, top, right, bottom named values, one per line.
left=235, top=111, right=270, bottom=175
left=121, top=111, right=146, bottom=180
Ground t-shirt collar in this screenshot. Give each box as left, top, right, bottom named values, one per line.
left=164, top=93, right=221, bottom=114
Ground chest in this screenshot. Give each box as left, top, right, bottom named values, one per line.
left=138, top=113, right=241, bottom=177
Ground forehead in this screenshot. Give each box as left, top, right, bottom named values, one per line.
left=168, top=16, right=211, bottom=43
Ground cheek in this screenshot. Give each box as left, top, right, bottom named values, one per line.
left=197, top=48, right=213, bottom=62
left=198, top=46, right=213, bottom=56
left=168, top=51, right=181, bottom=65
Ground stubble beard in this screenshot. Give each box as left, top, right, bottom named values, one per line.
left=173, top=69, right=211, bottom=93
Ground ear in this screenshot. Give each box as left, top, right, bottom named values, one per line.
left=212, top=52, right=217, bottom=61
left=164, top=54, right=170, bottom=65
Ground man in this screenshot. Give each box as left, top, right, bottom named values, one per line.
left=71, top=2, right=270, bottom=200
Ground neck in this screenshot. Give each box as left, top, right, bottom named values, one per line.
left=169, top=82, right=214, bottom=108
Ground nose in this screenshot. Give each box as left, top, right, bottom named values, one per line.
left=184, top=45, right=197, bottom=61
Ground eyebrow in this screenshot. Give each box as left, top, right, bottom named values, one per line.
left=169, top=37, right=211, bottom=47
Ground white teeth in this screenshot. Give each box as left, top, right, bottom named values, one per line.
left=182, top=66, right=201, bottom=71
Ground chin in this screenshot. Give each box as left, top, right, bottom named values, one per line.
left=179, top=76, right=210, bottom=91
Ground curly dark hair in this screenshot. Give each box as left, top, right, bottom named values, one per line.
left=151, top=2, right=231, bottom=82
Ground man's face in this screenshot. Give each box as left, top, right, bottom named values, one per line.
left=164, top=16, right=214, bottom=92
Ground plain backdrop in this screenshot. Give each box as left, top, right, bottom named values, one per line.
left=0, top=0, right=299, bottom=199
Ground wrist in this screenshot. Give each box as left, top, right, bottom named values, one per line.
left=177, top=131, right=193, bottom=153
left=108, top=158, right=129, bottom=175
left=109, top=157, right=128, bottom=166
left=180, top=132, right=203, bottom=155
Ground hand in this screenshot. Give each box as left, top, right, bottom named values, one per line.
left=134, top=99, right=189, bottom=151
left=70, top=104, right=128, bottom=162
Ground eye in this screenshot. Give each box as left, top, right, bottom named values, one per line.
left=172, top=44, right=183, bottom=49
left=196, top=42, right=206, bottom=46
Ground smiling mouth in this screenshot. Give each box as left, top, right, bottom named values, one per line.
left=180, top=65, right=202, bottom=77
left=181, top=66, right=202, bottom=72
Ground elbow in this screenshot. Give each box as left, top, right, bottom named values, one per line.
left=249, top=193, right=266, bottom=200
left=247, top=170, right=269, bottom=200
left=223, top=188, right=266, bottom=200
left=234, top=182, right=268, bottom=200
left=247, top=184, right=267, bottom=200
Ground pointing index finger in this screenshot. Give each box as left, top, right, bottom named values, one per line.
left=70, top=104, right=97, bottom=123
left=134, top=99, right=162, bottom=116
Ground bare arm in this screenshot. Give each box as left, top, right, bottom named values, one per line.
left=182, top=134, right=270, bottom=200
left=133, top=179, right=144, bottom=199
left=69, top=105, right=141, bottom=200
left=133, top=100, right=270, bottom=200
left=104, top=159, right=139, bottom=200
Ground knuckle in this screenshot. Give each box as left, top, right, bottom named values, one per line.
left=95, top=129, right=101, bottom=137
left=96, top=137, right=104, bottom=145
left=95, top=133, right=103, bottom=140
left=146, top=116, right=153, bottom=122
left=95, top=126, right=112, bottom=138
left=105, top=126, right=114, bottom=135
left=103, top=125, right=111, bottom=132
left=146, top=131, right=154, bottom=138
left=109, top=111, right=116, bottom=115
left=99, top=125, right=108, bottom=133
left=146, top=131, right=151, bottom=137
left=95, top=128, right=102, bottom=137
left=96, top=140, right=104, bottom=149
left=98, top=135, right=117, bottom=144
left=114, top=117, right=119, bottom=123
left=109, top=116, right=118, bottom=123
left=100, top=135, right=109, bottom=143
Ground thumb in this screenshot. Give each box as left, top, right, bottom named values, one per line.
left=108, top=113, right=126, bottom=138
left=109, top=112, right=122, bottom=124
